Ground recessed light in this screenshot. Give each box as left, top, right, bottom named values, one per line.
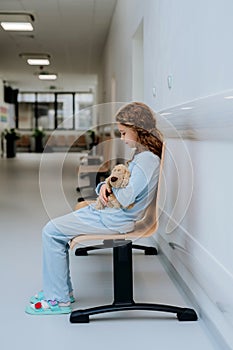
left=38, top=73, right=57, bottom=80
left=1, top=22, right=33, bottom=31
left=19, top=53, right=51, bottom=66
left=0, top=13, right=34, bottom=31
left=27, top=58, right=50, bottom=65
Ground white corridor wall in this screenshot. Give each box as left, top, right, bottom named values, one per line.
left=102, top=0, right=233, bottom=348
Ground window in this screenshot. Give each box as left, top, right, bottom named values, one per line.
left=75, top=93, right=94, bottom=130
left=17, top=91, right=94, bottom=131
left=57, top=94, right=73, bottom=129
left=37, top=93, right=55, bottom=130
left=17, top=93, right=35, bottom=129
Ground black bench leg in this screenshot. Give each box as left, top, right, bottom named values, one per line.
left=70, top=240, right=198, bottom=323
left=75, top=240, right=117, bottom=256
left=132, top=244, right=158, bottom=255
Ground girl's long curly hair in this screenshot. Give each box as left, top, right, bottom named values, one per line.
left=115, top=102, right=163, bottom=158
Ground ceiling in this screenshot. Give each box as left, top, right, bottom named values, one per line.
left=0, top=0, right=117, bottom=92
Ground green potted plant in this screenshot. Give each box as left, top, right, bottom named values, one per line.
left=32, top=127, right=46, bottom=153
left=3, top=128, right=20, bottom=158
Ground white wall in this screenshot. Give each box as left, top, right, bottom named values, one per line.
left=103, top=0, right=233, bottom=108
left=102, top=0, right=233, bottom=347
left=144, top=0, right=233, bottom=110
left=102, top=0, right=145, bottom=103
left=157, top=136, right=233, bottom=348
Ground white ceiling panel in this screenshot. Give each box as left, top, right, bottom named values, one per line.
left=0, top=0, right=117, bottom=91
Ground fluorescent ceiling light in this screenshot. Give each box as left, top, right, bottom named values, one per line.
left=27, top=58, right=50, bottom=65
left=0, top=13, right=34, bottom=31
left=39, top=73, right=57, bottom=80
left=20, top=53, right=50, bottom=66
left=1, top=22, right=33, bottom=31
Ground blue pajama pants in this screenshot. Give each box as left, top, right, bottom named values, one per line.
left=42, top=205, right=120, bottom=303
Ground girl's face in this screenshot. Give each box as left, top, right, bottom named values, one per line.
left=117, top=123, right=138, bottom=148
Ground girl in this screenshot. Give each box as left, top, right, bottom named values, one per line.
left=26, top=102, right=163, bottom=315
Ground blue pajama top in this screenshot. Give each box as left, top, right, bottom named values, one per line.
left=90, top=150, right=161, bottom=233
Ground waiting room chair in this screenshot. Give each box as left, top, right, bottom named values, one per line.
left=76, top=138, right=112, bottom=200
left=69, top=145, right=198, bottom=323
left=16, top=134, right=31, bottom=152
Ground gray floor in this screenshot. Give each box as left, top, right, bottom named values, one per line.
left=0, top=153, right=218, bottom=350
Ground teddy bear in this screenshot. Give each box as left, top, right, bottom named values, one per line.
left=95, top=163, right=132, bottom=210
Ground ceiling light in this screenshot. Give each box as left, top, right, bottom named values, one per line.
left=38, top=73, right=57, bottom=81
left=224, top=95, right=233, bottom=100
left=19, top=53, right=50, bottom=66
left=27, top=58, right=50, bottom=65
left=1, top=22, right=33, bottom=31
left=0, top=13, right=34, bottom=31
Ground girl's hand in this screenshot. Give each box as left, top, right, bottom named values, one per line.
left=99, top=183, right=111, bottom=206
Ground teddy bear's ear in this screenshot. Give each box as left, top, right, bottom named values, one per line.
left=105, top=176, right=112, bottom=191
left=121, top=168, right=130, bottom=187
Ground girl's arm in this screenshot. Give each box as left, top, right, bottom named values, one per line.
left=113, top=154, right=160, bottom=208
left=96, top=181, right=113, bottom=206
